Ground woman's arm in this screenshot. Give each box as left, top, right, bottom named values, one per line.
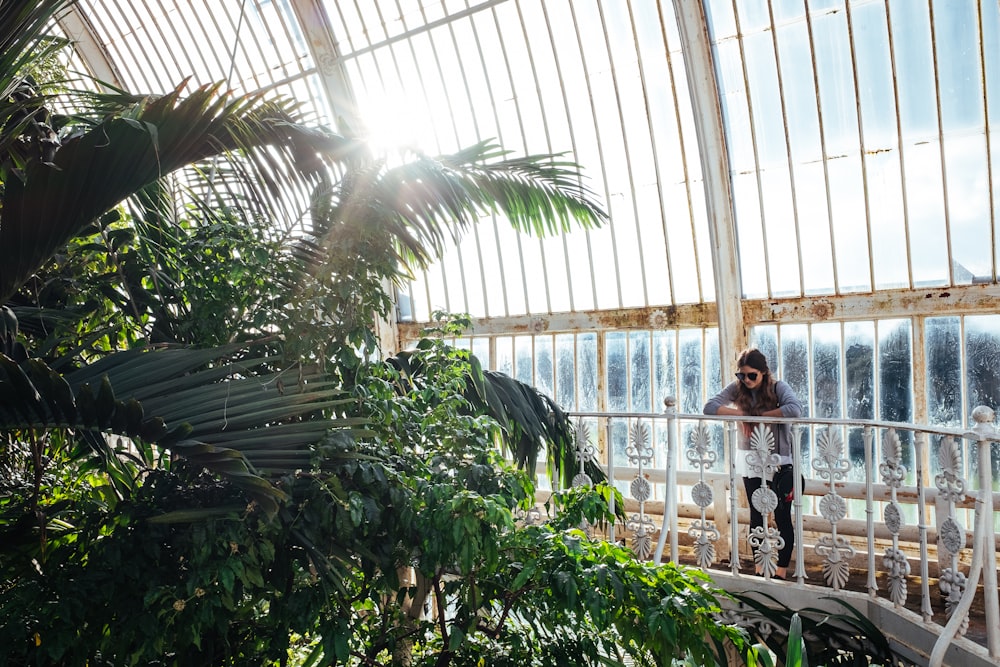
left=704, top=382, right=741, bottom=415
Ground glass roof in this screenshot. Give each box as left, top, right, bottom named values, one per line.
left=55, top=0, right=1000, bottom=328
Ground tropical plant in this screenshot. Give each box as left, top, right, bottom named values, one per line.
left=1, top=2, right=749, bottom=666
left=729, top=591, right=903, bottom=666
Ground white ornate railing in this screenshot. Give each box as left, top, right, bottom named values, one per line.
left=564, top=405, right=1000, bottom=665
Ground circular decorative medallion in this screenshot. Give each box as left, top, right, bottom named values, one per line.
left=630, top=476, right=652, bottom=501
left=819, top=493, right=847, bottom=523
left=883, top=502, right=903, bottom=534
left=691, top=481, right=713, bottom=508
left=572, top=473, right=593, bottom=488
left=751, top=486, right=778, bottom=515
left=939, top=516, right=966, bottom=554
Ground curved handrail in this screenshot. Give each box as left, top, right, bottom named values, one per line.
left=930, top=406, right=1000, bottom=666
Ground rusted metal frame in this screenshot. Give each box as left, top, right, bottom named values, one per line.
left=802, top=0, right=841, bottom=293
left=397, top=302, right=717, bottom=341
left=399, top=281, right=1000, bottom=346
left=671, top=0, right=745, bottom=372
left=740, top=282, right=1000, bottom=324
left=56, top=3, right=125, bottom=90
left=728, top=0, right=774, bottom=298
left=843, top=2, right=877, bottom=292
left=926, top=1, right=956, bottom=285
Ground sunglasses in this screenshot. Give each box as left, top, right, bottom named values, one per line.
left=735, top=371, right=759, bottom=382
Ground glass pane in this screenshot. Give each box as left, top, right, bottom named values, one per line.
left=653, top=330, right=678, bottom=410
left=780, top=324, right=810, bottom=416
left=555, top=334, right=577, bottom=410
left=630, top=331, right=652, bottom=412
left=926, top=317, right=963, bottom=426
left=514, top=336, right=533, bottom=385
left=678, top=329, right=705, bottom=415
left=965, top=315, right=1000, bottom=413
left=471, top=338, right=490, bottom=368
left=578, top=333, right=599, bottom=412
left=535, top=336, right=554, bottom=398
left=606, top=332, right=628, bottom=412
left=496, top=336, right=513, bottom=375
left=878, top=319, right=913, bottom=423
left=812, top=323, right=842, bottom=419
left=844, top=322, right=876, bottom=421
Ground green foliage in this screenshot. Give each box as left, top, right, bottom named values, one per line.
left=731, top=591, right=902, bottom=667
left=0, top=6, right=753, bottom=667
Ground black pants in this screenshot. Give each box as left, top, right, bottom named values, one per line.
left=743, top=465, right=796, bottom=568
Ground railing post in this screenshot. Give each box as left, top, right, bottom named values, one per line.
left=930, top=406, right=1000, bottom=666
left=728, top=420, right=741, bottom=575
left=653, top=397, right=677, bottom=564
left=606, top=418, right=615, bottom=544
left=974, top=408, right=999, bottom=658
left=791, top=422, right=805, bottom=581
left=864, top=425, right=877, bottom=597
left=915, top=432, right=933, bottom=622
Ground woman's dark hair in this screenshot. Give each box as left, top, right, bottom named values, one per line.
left=733, top=348, right=778, bottom=416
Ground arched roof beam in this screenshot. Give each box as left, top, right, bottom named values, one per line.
left=672, top=0, right=745, bottom=370
left=56, top=5, right=125, bottom=91
left=286, top=0, right=363, bottom=132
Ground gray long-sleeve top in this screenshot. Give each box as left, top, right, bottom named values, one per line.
left=703, top=380, right=803, bottom=463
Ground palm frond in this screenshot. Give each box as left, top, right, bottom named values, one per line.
left=0, top=81, right=330, bottom=302
left=1, top=345, right=359, bottom=512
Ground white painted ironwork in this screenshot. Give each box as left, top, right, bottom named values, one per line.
left=879, top=428, right=911, bottom=607
left=930, top=406, right=1000, bottom=666
left=571, top=407, right=1000, bottom=664
left=686, top=421, right=720, bottom=568
left=625, top=420, right=655, bottom=559
left=812, top=425, right=855, bottom=589
left=572, top=418, right=595, bottom=489
left=745, top=422, right=783, bottom=579
left=935, top=435, right=970, bottom=631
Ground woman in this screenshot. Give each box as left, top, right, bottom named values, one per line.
left=703, top=348, right=803, bottom=580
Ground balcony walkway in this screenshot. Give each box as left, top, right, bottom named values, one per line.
left=565, top=405, right=1000, bottom=667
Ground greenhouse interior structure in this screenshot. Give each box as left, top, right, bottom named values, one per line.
left=3, top=0, right=1000, bottom=666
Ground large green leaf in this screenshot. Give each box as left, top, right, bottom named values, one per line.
left=0, top=81, right=334, bottom=302
left=1, top=345, right=359, bottom=512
